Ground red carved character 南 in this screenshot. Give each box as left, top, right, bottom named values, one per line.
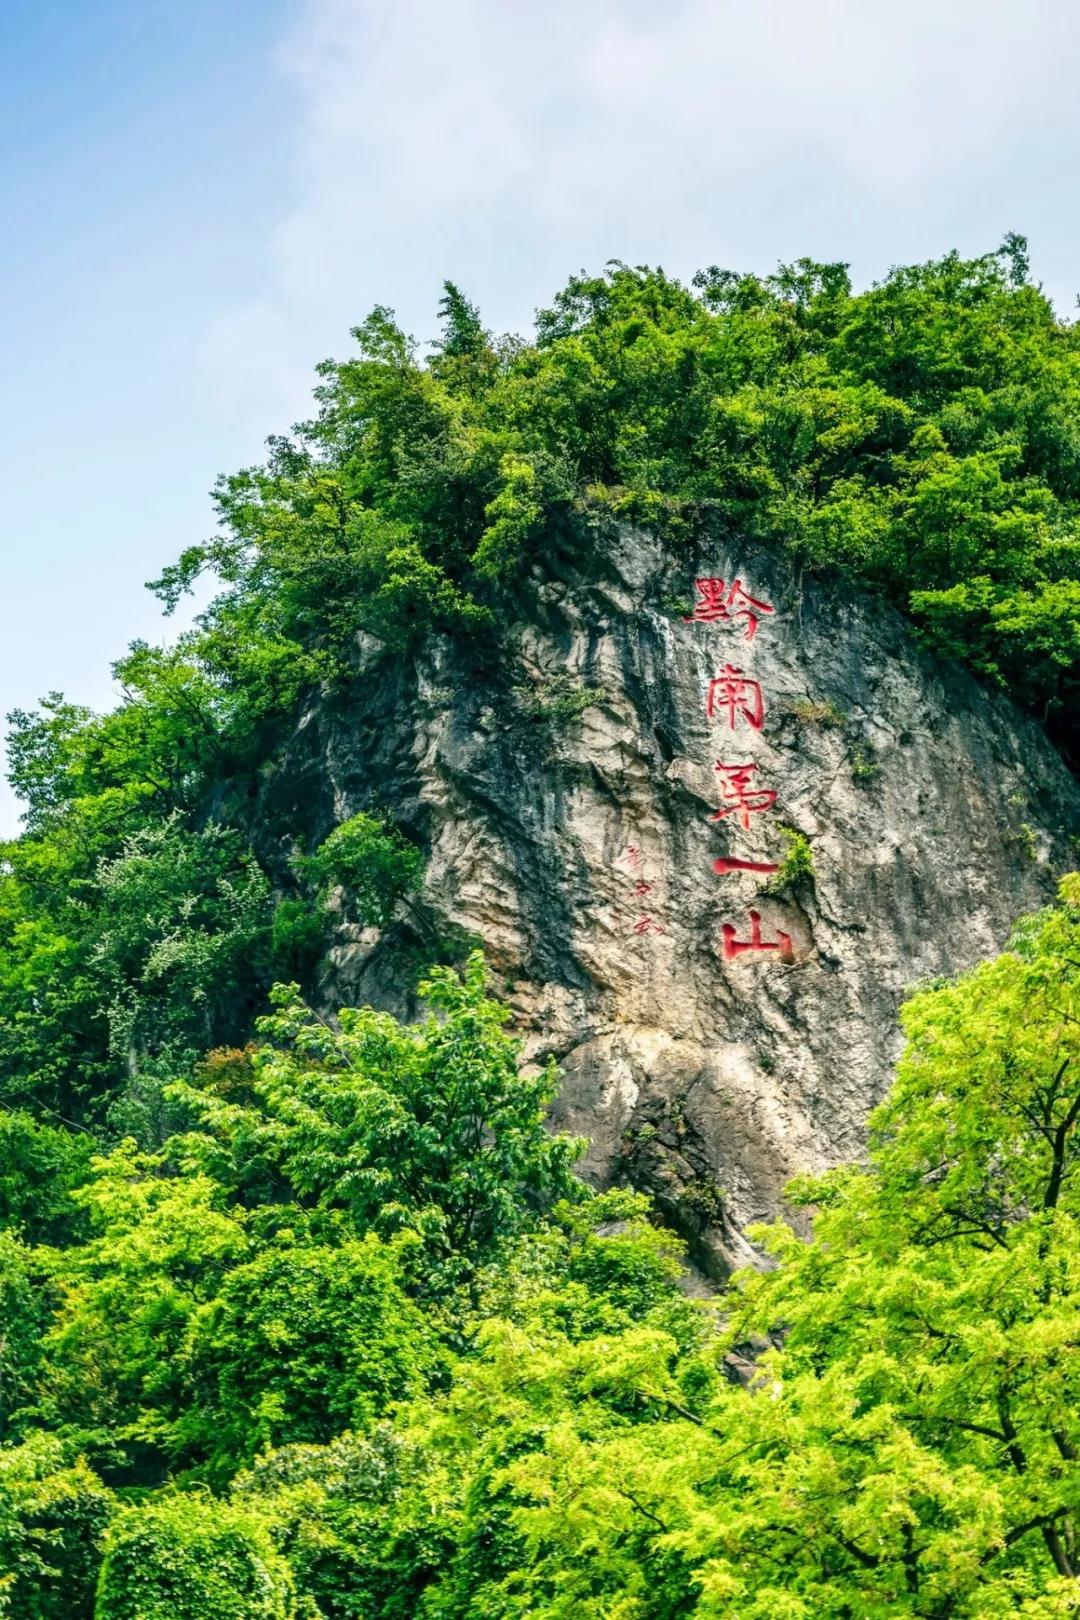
left=633, top=879, right=653, bottom=896
left=706, top=665, right=765, bottom=731
left=684, top=577, right=775, bottom=641
left=722, top=909, right=793, bottom=962
left=710, top=762, right=777, bottom=829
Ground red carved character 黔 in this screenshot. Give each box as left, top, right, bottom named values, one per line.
left=684, top=577, right=775, bottom=641
left=706, top=664, right=765, bottom=731
left=710, top=761, right=777, bottom=829
left=722, top=909, right=793, bottom=962
left=618, top=844, right=643, bottom=871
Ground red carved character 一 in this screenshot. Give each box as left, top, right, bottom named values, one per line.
left=710, top=762, right=777, bottom=829
left=706, top=665, right=764, bottom=731
left=713, top=856, right=779, bottom=876
left=722, top=910, right=793, bottom=962
left=685, top=577, right=774, bottom=641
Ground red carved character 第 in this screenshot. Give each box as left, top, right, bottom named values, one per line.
left=710, top=761, right=777, bottom=829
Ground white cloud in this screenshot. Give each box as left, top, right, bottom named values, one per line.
left=197, top=0, right=1080, bottom=433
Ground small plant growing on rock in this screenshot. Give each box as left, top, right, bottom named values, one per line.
left=513, top=673, right=603, bottom=727
left=848, top=741, right=880, bottom=782
left=767, top=825, right=815, bottom=893
left=788, top=697, right=845, bottom=727
left=681, top=1177, right=727, bottom=1229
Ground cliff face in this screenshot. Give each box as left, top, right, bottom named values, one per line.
left=259, top=522, right=1080, bottom=1274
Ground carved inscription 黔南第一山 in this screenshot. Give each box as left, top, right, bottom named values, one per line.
left=689, top=575, right=798, bottom=965
left=621, top=573, right=800, bottom=961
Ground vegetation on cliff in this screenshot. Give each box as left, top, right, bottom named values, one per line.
left=7, top=236, right=1080, bottom=1122
left=4, top=239, right=1080, bottom=1612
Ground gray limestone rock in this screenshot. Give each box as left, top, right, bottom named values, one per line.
left=258, top=522, right=1080, bottom=1276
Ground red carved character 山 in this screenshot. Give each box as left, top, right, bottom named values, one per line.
left=684, top=577, right=775, bottom=641
left=710, top=762, right=777, bottom=829
left=722, top=909, right=793, bottom=962
left=633, top=915, right=668, bottom=936
left=706, top=665, right=765, bottom=731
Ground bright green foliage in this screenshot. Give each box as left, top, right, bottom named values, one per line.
left=0, top=1232, right=50, bottom=1445
left=301, top=812, right=424, bottom=930
left=94, top=1494, right=296, bottom=1620
left=766, top=823, right=815, bottom=892
left=2, top=891, right=1080, bottom=1611
left=0, top=1433, right=114, bottom=1619
left=32, top=1151, right=430, bottom=1489
left=36, top=1143, right=251, bottom=1474
left=227, top=1192, right=700, bottom=1620
left=171, top=951, right=585, bottom=1284
left=182, top=1235, right=434, bottom=1480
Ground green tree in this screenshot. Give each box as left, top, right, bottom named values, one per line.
left=181, top=1234, right=435, bottom=1481
left=445, top=878, right=1080, bottom=1618
left=94, top=1494, right=296, bottom=1620
left=172, top=952, right=585, bottom=1285
left=91, top=814, right=272, bottom=1064
left=0, top=1434, right=113, bottom=1620
left=301, top=811, right=424, bottom=931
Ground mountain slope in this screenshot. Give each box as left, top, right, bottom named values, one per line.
left=258, top=517, right=1080, bottom=1271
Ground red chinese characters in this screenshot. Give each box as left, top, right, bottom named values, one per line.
left=684, top=577, right=774, bottom=641
left=677, top=568, right=802, bottom=966
left=616, top=845, right=667, bottom=936
left=722, top=910, right=793, bottom=962
left=710, top=762, right=777, bottom=830
left=713, top=856, right=780, bottom=877
left=706, top=665, right=764, bottom=731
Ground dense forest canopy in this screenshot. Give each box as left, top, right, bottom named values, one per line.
left=3, top=239, right=1080, bottom=1614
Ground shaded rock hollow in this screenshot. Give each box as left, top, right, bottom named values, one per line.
left=259, top=522, right=1080, bottom=1275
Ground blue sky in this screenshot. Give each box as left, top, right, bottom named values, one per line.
left=5, top=0, right=1080, bottom=833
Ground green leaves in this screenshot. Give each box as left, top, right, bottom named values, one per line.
left=92, top=816, right=272, bottom=1064
left=95, top=1494, right=297, bottom=1620
left=8, top=242, right=1080, bottom=1615
left=173, top=951, right=585, bottom=1282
